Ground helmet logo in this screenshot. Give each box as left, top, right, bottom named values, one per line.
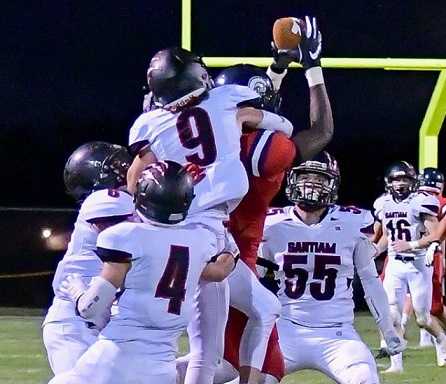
left=248, top=76, right=268, bottom=95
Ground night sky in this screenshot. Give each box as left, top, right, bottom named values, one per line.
left=2, top=0, right=446, bottom=209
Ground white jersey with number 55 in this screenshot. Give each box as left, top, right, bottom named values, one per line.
left=128, top=85, right=257, bottom=214
left=258, top=205, right=375, bottom=327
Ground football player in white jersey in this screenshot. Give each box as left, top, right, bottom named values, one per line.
left=257, top=152, right=404, bottom=384
left=374, top=161, right=446, bottom=372
left=48, top=161, right=236, bottom=384
left=42, top=142, right=134, bottom=374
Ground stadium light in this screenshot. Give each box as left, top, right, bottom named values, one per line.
left=41, top=228, right=52, bottom=239
left=181, top=0, right=446, bottom=169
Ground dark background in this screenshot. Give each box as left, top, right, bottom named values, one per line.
left=1, top=0, right=445, bottom=306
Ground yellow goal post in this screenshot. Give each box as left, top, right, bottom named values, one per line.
left=181, top=0, right=446, bottom=170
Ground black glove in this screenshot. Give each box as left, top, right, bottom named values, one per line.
left=270, top=41, right=300, bottom=73
left=270, top=16, right=322, bottom=72
left=298, top=16, right=322, bottom=70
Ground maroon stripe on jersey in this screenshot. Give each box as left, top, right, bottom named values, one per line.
left=258, top=132, right=274, bottom=177
left=86, top=214, right=132, bottom=225
left=422, top=204, right=439, bottom=215
left=129, top=140, right=150, bottom=157
left=360, top=223, right=375, bottom=235
left=95, top=247, right=132, bottom=263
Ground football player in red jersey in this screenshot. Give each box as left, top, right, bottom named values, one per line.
left=420, top=169, right=446, bottom=355
left=213, top=16, right=333, bottom=384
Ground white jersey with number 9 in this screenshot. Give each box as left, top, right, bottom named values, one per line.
left=129, top=85, right=258, bottom=214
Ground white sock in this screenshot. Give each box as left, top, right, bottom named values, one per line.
left=380, top=338, right=387, bottom=348
left=401, top=313, right=409, bottom=330
left=390, top=352, right=403, bottom=370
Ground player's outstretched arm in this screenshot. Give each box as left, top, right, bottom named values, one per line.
left=293, top=17, right=333, bottom=161
left=269, top=16, right=333, bottom=161
left=354, top=237, right=406, bottom=355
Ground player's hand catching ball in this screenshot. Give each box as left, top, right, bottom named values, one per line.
left=271, top=16, right=322, bottom=72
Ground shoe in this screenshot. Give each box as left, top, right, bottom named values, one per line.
left=375, top=348, right=389, bottom=359
left=435, top=339, right=446, bottom=367
left=383, top=366, right=403, bottom=374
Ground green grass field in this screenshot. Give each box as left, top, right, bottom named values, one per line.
left=0, top=309, right=444, bottom=384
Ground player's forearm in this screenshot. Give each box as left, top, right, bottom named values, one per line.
left=293, top=81, right=333, bottom=161
left=201, top=252, right=235, bottom=282
left=375, top=233, right=388, bottom=255
left=127, top=151, right=157, bottom=194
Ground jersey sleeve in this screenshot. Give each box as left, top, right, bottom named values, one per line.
left=224, top=84, right=260, bottom=107
left=414, top=193, right=440, bottom=218
left=95, top=223, right=135, bottom=263
left=373, top=195, right=385, bottom=222
left=359, top=209, right=375, bottom=236
left=128, top=113, right=153, bottom=157
left=242, top=130, right=296, bottom=178
left=80, top=190, right=135, bottom=223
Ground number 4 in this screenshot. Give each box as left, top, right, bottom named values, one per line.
left=155, top=245, right=190, bottom=315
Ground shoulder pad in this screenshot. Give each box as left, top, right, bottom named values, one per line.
left=413, top=192, right=440, bottom=216
left=265, top=206, right=292, bottom=228
left=332, top=205, right=374, bottom=232
left=80, top=189, right=134, bottom=222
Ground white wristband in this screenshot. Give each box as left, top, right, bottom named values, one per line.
left=305, top=66, right=324, bottom=87
left=257, top=110, right=293, bottom=138
left=266, top=66, right=288, bottom=91
left=408, top=241, right=420, bottom=250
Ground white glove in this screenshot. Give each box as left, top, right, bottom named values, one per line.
left=425, top=241, right=441, bottom=266
left=384, top=331, right=407, bottom=355
left=60, top=273, right=87, bottom=303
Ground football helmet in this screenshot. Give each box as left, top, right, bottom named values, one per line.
left=418, top=167, right=444, bottom=195
left=135, top=160, right=195, bottom=225
left=147, top=47, right=213, bottom=109
left=285, top=151, right=340, bottom=211
left=64, top=142, right=131, bottom=202
left=214, top=64, right=282, bottom=113
left=384, top=161, right=417, bottom=201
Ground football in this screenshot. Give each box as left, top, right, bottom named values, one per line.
left=272, top=17, right=304, bottom=50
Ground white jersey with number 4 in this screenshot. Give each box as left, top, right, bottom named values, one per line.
left=374, top=192, right=439, bottom=259
left=96, top=221, right=218, bottom=351
left=259, top=205, right=375, bottom=327
left=128, top=85, right=257, bottom=214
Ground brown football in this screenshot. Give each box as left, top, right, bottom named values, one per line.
left=272, top=17, right=304, bottom=50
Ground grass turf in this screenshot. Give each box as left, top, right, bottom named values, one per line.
left=0, top=310, right=444, bottom=383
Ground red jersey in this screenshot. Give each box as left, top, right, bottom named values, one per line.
left=229, top=129, right=297, bottom=271
left=439, top=196, right=446, bottom=219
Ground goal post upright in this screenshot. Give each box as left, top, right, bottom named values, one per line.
left=181, top=0, right=446, bottom=169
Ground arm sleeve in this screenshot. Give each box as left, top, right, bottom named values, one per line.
left=76, top=276, right=117, bottom=328
left=354, top=236, right=395, bottom=338
left=95, top=225, right=134, bottom=263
